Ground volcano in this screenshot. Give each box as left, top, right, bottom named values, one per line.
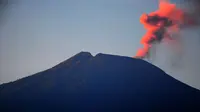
left=0, top=52, right=200, bottom=111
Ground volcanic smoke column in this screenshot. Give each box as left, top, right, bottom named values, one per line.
left=134, top=0, right=185, bottom=59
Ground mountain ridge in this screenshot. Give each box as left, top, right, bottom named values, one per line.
left=0, top=52, right=160, bottom=86
left=0, top=52, right=199, bottom=94
left=0, top=51, right=200, bottom=111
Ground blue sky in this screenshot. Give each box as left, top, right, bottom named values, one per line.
left=0, top=0, right=161, bottom=83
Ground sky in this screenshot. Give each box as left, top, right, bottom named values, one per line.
left=0, top=0, right=159, bottom=84
left=1, top=0, right=200, bottom=90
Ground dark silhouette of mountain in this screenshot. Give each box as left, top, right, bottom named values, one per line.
left=0, top=52, right=200, bottom=112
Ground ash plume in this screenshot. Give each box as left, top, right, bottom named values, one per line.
left=148, top=0, right=200, bottom=89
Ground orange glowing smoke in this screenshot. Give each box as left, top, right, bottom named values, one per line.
left=135, top=0, right=185, bottom=58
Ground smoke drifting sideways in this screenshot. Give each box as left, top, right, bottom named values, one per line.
left=0, top=0, right=12, bottom=25
left=0, top=0, right=8, bottom=11
left=148, top=0, right=200, bottom=89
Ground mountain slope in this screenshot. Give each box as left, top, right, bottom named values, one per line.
left=0, top=52, right=200, bottom=112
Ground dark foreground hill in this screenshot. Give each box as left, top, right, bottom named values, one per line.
left=0, top=52, right=200, bottom=112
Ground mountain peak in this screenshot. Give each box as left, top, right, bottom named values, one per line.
left=1, top=51, right=200, bottom=111
left=51, top=51, right=93, bottom=70
left=76, top=51, right=93, bottom=57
